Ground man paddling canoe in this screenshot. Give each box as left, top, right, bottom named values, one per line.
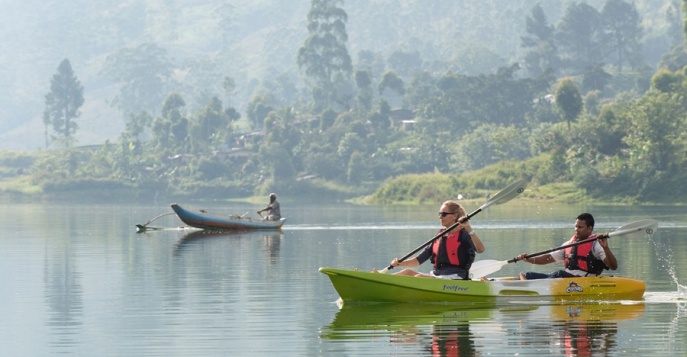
left=257, top=193, right=281, bottom=221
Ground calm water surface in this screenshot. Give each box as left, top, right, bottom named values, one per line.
left=0, top=200, right=685, bottom=356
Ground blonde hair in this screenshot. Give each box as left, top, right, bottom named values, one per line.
left=442, top=200, right=466, bottom=218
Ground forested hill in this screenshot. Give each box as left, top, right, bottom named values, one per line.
left=0, top=0, right=679, bottom=150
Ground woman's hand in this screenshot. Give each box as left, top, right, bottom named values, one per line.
left=458, top=216, right=471, bottom=229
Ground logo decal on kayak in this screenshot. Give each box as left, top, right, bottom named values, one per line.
left=443, top=284, right=469, bottom=292
left=566, top=282, right=584, bottom=293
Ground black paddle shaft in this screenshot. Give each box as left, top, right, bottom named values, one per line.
left=508, top=233, right=610, bottom=264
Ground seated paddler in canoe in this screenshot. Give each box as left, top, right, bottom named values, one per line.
left=516, top=212, right=618, bottom=280
left=257, top=193, right=281, bottom=221
left=377, top=200, right=485, bottom=280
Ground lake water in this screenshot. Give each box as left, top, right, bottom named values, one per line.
left=1, top=200, right=685, bottom=356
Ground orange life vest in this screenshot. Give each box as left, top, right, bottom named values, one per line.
left=432, top=230, right=463, bottom=267
left=564, top=234, right=607, bottom=275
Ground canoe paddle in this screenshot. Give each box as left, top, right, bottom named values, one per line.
left=135, top=212, right=176, bottom=233
left=377, top=178, right=528, bottom=274
left=469, top=219, right=659, bottom=279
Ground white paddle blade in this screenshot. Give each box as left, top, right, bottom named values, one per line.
left=479, top=179, right=528, bottom=211
left=608, top=219, right=658, bottom=238
left=469, top=259, right=509, bottom=279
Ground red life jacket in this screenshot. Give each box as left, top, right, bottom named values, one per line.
left=564, top=234, right=607, bottom=275
left=564, top=326, right=590, bottom=356
left=432, top=230, right=462, bottom=267
left=432, top=332, right=460, bottom=357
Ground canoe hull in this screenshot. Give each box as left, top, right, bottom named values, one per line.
left=319, top=267, right=645, bottom=305
left=171, top=203, right=285, bottom=230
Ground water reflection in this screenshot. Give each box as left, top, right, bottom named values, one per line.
left=44, top=253, right=83, bottom=351
left=173, top=230, right=282, bottom=260
left=322, top=302, right=645, bottom=356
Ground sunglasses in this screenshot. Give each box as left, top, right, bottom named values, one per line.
left=438, top=212, right=456, bottom=217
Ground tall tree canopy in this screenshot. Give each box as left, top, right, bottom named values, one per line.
left=602, top=0, right=643, bottom=72
left=521, top=3, right=559, bottom=77
left=43, top=58, right=84, bottom=148
left=297, top=0, right=352, bottom=112
left=556, top=2, right=605, bottom=73
left=102, top=43, right=174, bottom=116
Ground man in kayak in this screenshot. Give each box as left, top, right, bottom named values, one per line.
left=516, top=212, right=618, bottom=280
left=387, top=200, right=485, bottom=280
left=257, top=193, right=281, bottom=221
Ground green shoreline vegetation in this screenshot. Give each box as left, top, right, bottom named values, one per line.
left=1, top=150, right=682, bottom=206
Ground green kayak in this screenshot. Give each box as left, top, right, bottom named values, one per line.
left=319, top=267, right=646, bottom=305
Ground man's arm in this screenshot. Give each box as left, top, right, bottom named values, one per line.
left=598, top=236, right=618, bottom=270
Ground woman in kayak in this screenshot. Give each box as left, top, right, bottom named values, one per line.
left=388, top=200, right=484, bottom=280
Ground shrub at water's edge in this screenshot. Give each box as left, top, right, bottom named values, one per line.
left=361, top=155, right=615, bottom=205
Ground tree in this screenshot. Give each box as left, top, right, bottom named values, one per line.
left=190, top=97, right=230, bottom=153
left=556, top=2, right=605, bottom=74
left=378, top=70, right=405, bottom=108
left=258, top=139, right=296, bottom=189
left=102, top=43, right=174, bottom=116
left=297, top=0, right=352, bottom=112
left=150, top=93, right=188, bottom=154
left=378, top=70, right=405, bottom=95
left=651, top=68, right=683, bottom=93
left=554, top=77, right=582, bottom=130
left=354, top=69, right=373, bottom=112
left=43, top=59, right=84, bottom=148
left=246, top=94, right=274, bottom=131
left=121, top=110, right=153, bottom=143
left=347, top=151, right=365, bottom=184
left=520, top=3, right=560, bottom=77
left=602, top=0, right=643, bottom=72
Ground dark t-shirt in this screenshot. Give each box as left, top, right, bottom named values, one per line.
left=416, top=229, right=476, bottom=278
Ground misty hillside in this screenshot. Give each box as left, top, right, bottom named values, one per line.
left=0, top=0, right=679, bottom=150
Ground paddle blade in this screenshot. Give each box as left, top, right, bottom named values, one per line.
left=608, top=219, right=658, bottom=238
left=479, top=179, right=528, bottom=211
left=469, top=259, right=509, bottom=279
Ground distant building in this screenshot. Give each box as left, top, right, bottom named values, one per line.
left=389, top=108, right=415, bottom=129
left=400, top=120, right=416, bottom=130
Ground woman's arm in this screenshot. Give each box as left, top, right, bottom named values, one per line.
left=467, top=230, right=485, bottom=253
